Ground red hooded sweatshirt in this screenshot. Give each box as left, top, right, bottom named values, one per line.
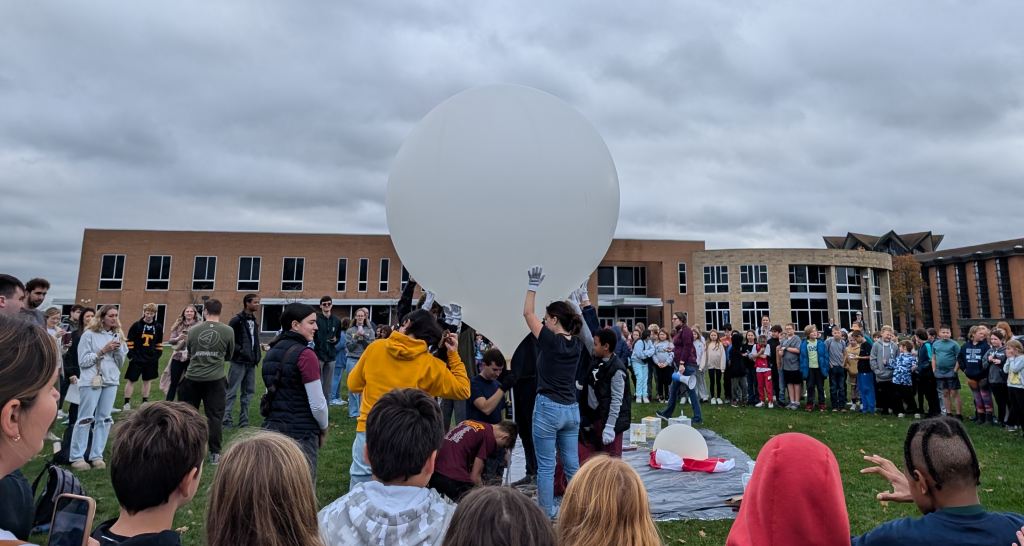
left=727, top=433, right=851, bottom=546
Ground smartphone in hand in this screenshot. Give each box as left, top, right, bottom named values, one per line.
left=48, top=494, right=96, bottom=546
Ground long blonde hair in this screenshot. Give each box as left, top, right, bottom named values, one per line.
left=170, top=304, right=201, bottom=333
left=558, top=455, right=661, bottom=546
left=86, top=305, right=125, bottom=341
left=207, top=432, right=324, bottom=546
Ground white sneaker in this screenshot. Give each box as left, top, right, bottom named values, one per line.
left=710, top=398, right=717, bottom=405
left=635, top=396, right=642, bottom=404
left=755, top=402, right=764, bottom=408
left=643, top=397, right=650, bottom=404
left=898, top=413, right=905, bottom=418
left=57, top=410, right=67, bottom=419
left=768, top=402, right=774, bottom=409
left=122, top=403, right=131, bottom=412
left=45, top=431, right=60, bottom=442
left=914, top=413, right=922, bottom=419
left=109, top=406, right=121, bottom=413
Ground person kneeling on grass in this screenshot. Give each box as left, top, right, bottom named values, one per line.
left=92, top=402, right=207, bottom=546
left=856, top=416, right=1024, bottom=546
left=429, top=419, right=518, bottom=502
left=320, top=388, right=455, bottom=546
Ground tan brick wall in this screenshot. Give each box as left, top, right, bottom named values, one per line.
left=692, top=248, right=893, bottom=331
left=75, top=230, right=705, bottom=336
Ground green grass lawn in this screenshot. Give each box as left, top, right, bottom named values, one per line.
left=23, top=349, right=1024, bottom=545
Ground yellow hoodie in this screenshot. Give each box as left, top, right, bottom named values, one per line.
left=348, top=330, right=470, bottom=432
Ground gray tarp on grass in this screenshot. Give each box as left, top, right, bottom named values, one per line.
left=507, top=427, right=753, bottom=521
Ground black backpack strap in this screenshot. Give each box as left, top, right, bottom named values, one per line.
left=30, top=461, right=51, bottom=496
left=267, top=344, right=303, bottom=394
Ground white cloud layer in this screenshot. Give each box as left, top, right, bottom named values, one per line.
left=2, top=0, right=1023, bottom=297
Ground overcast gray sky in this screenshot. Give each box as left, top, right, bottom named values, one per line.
left=2, top=1, right=1023, bottom=298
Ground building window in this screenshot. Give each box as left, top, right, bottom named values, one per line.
left=146, top=256, right=171, bottom=291
left=154, top=304, right=167, bottom=327
left=99, top=254, right=125, bottom=290
left=282, top=258, right=304, bottom=292
left=974, top=261, right=990, bottom=319
left=739, top=265, right=768, bottom=293
left=705, top=301, right=731, bottom=331
left=379, top=258, right=390, bottom=292
left=936, top=267, right=952, bottom=327
left=954, top=263, right=970, bottom=320
left=996, top=258, right=1015, bottom=319
left=741, top=301, right=770, bottom=331
left=703, top=266, right=729, bottom=294
left=920, top=266, right=934, bottom=328
left=337, top=259, right=347, bottom=292
left=835, top=267, right=862, bottom=294
left=597, top=266, right=647, bottom=296
left=597, top=307, right=649, bottom=331
left=790, top=298, right=828, bottom=331
left=837, top=299, right=864, bottom=331
left=789, top=265, right=827, bottom=294
left=191, top=256, right=217, bottom=291
left=237, top=257, right=261, bottom=292
left=678, top=263, right=687, bottom=294
left=358, top=258, right=369, bottom=293
left=401, top=266, right=410, bottom=292
left=261, top=304, right=283, bottom=333
left=872, top=270, right=882, bottom=297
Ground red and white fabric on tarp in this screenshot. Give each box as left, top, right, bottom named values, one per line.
left=649, top=450, right=735, bottom=473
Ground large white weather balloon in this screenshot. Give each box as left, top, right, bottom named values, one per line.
left=386, top=85, right=619, bottom=355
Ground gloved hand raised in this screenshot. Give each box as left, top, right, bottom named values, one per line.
left=500, top=372, right=517, bottom=392
left=527, top=266, right=545, bottom=292
left=444, top=303, right=462, bottom=327
left=602, top=423, right=616, bottom=445
left=422, top=290, right=436, bottom=311
left=578, top=277, right=590, bottom=303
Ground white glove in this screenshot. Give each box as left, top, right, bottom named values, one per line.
left=566, top=289, right=582, bottom=314
left=578, top=277, right=590, bottom=303
left=422, top=290, right=435, bottom=311
left=527, top=266, right=545, bottom=292
left=444, top=303, right=462, bottom=327
left=602, top=424, right=616, bottom=445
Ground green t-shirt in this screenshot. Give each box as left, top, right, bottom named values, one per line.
left=932, top=339, right=961, bottom=376
left=185, top=321, right=235, bottom=382
left=807, top=341, right=820, bottom=369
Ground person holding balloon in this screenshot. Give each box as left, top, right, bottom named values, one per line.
left=523, top=266, right=585, bottom=518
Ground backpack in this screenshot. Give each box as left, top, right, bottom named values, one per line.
left=31, top=460, right=85, bottom=527
left=52, top=421, right=92, bottom=467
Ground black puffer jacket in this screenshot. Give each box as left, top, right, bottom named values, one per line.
left=261, top=332, right=319, bottom=438
left=588, top=354, right=631, bottom=434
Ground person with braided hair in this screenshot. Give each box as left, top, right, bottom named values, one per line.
left=855, top=417, right=1024, bottom=545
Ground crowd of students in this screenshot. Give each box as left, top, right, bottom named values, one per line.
left=5, top=270, right=1024, bottom=545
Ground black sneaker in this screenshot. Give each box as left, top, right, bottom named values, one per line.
left=512, top=474, right=536, bottom=487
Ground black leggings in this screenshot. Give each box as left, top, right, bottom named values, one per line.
left=991, top=383, right=1009, bottom=424
left=656, top=366, right=673, bottom=399
left=709, top=369, right=724, bottom=399
left=166, top=358, right=188, bottom=401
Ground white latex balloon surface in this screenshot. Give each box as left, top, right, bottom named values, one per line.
left=386, top=85, right=619, bottom=355
left=652, top=424, right=710, bottom=460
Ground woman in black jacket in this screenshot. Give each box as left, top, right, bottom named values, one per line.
left=261, top=303, right=329, bottom=484
left=61, top=307, right=95, bottom=424
left=728, top=330, right=747, bottom=407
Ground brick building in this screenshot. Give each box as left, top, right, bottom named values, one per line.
left=693, top=249, right=894, bottom=333
left=71, top=230, right=704, bottom=339
left=912, top=238, right=1024, bottom=337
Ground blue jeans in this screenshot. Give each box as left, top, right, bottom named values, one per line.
left=746, top=367, right=759, bottom=404
left=533, top=394, right=580, bottom=518
left=858, top=373, right=876, bottom=413
left=660, top=366, right=702, bottom=423
left=349, top=431, right=372, bottom=491
left=828, top=367, right=848, bottom=408
left=776, top=367, right=789, bottom=404
left=70, top=385, right=117, bottom=462
left=631, top=361, right=649, bottom=398
left=331, top=356, right=345, bottom=400
left=346, top=356, right=362, bottom=418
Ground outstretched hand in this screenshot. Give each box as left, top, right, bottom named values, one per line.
left=860, top=455, right=913, bottom=503
left=527, top=266, right=545, bottom=292
left=578, top=277, right=590, bottom=303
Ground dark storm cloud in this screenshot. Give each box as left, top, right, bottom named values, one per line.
left=2, top=0, right=1023, bottom=298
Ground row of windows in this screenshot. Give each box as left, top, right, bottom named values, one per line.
left=703, top=265, right=881, bottom=295
left=704, top=297, right=878, bottom=333
left=100, top=254, right=407, bottom=293
left=703, top=300, right=771, bottom=332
